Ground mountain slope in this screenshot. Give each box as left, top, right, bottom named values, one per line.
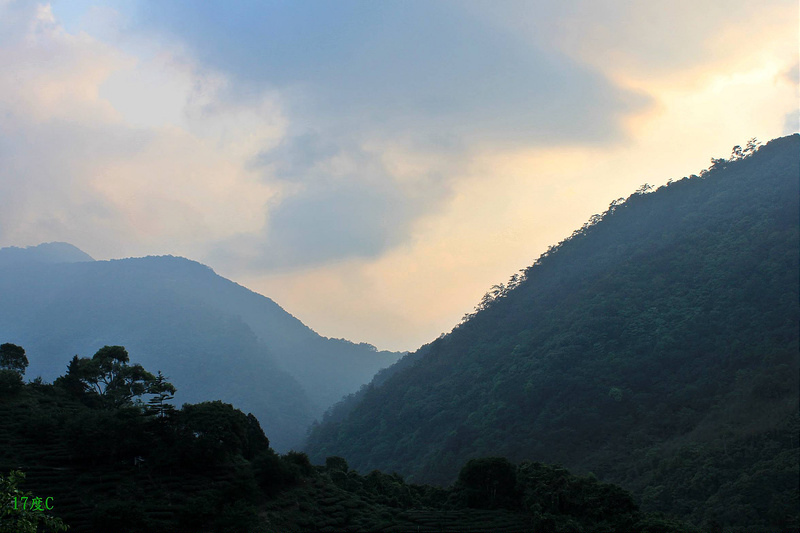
left=148, top=260, right=402, bottom=412
left=0, top=254, right=400, bottom=450
left=305, top=134, right=799, bottom=530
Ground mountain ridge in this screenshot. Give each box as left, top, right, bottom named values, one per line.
left=0, top=250, right=402, bottom=451
left=0, top=241, right=94, bottom=266
left=305, top=134, right=800, bottom=530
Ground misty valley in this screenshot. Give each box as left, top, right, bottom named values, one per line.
left=1, top=135, right=798, bottom=532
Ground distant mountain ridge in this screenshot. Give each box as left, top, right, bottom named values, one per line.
left=0, top=250, right=401, bottom=451
left=0, top=242, right=94, bottom=266
left=305, top=134, right=799, bottom=530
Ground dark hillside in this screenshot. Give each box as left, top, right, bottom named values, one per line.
left=0, top=356, right=694, bottom=533
left=306, top=134, right=800, bottom=531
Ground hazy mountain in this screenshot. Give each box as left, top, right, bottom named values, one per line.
left=0, top=253, right=401, bottom=451
left=0, top=242, right=94, bottom=266
left=305, top=134, right=799, bottom=530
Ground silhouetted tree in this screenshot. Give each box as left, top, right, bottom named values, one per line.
left=0, top=343, right=28, bottom=375
left=62, top=346, right=156, bottom=407
left=145, top=371, right=176, bottom=419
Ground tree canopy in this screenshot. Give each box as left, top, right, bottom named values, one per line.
left=58, top=345, right=163, bottom=408
left=0, top=343, right=28, bottom=375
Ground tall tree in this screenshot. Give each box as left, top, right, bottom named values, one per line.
left=145, top=371, right=177, bottom=419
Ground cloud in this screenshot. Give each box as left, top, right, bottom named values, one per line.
left=135, top=0, right=647, bottom=147
left=210, top=133, right=454, bottom=271
left=129, top=0, right=650, bottom=271
left=783, top=62, right=799, bottom=134
left=0, top=0, right=40, bottom=46
left=479, top=0, right=798, bottom=81
left=0, top=4, right=279, bottom=259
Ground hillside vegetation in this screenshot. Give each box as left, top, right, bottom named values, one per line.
left=0, top=345, right=693, bottom=532
left=306, top=135, right=800, bottom=531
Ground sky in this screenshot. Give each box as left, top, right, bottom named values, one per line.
left=0, top=0, right=797, bottom=352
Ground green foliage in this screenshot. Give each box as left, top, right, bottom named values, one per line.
left=0, top=470, right=67, bottom=533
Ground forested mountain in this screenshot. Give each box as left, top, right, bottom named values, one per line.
left=306, top=134, right=800, bottom=531
left=0, top=248, right=400, bottom=451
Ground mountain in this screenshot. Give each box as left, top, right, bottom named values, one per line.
left=305, top=134, right=799, bottom=530
left=0, top=253, right=401, bottom=451
left=0, top=242, right=94, bottom=266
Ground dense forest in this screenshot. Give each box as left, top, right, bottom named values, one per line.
left=306, top=134, right=800, bottom=531
left=0, top=344, right=694, bottom=532
left=0, top=246, right=401, bottom=451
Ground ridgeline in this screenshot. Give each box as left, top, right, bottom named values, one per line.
left=306, top=135, right=800, bottom=531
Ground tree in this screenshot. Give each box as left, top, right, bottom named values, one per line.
left=177, top=401, right=256, bottom=465
left=61, top=346, right=156, bottom=408
left=0, top=343, right=28, bottom=375
left=145, top=371, right=177, bottom=419
left=744, top=137, right=760, bottom=156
